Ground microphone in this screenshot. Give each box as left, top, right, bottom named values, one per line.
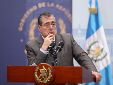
left=47, top=41, right=56, bottom=53
left=47, top=41, right=64, bottom=55
left=47, top=41, right=64, bottom=66
left=56, top=41, right=64, bottom=53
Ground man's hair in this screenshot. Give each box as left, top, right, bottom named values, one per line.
left=38, top=12, right=53, bottom=26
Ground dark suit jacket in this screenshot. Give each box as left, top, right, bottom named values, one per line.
left=25, top=33, right=97, bottom=85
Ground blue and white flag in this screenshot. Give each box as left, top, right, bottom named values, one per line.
left=85, top=0, right=113, bottom=85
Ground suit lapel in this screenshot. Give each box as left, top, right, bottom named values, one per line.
left=35, top=35, right=44, bottom=48
left=55, top=34, right=61, bottom=46
left=55, top=34, right=64, bottom=65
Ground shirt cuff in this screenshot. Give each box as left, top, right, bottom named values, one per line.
left=40, top=48, right=49, bottom=55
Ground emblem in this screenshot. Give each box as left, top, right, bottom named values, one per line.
left=34, top=63, right=53, bottom=84
left=87, top=41, right=107, bottom=62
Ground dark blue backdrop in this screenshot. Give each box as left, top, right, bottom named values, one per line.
left=0, top=0, right=72, bottom=85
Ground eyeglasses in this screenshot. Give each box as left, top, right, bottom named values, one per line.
left=41, top=21, right=56, bottom=28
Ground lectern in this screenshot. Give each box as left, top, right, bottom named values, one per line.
left=7, top=63, right=94, bottom=85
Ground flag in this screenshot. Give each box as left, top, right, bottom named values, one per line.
left=85, top=0, right=113, bottom=85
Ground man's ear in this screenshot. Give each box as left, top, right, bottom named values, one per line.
left=38, top=25, right=41, bottom=32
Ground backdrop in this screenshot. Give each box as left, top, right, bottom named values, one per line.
left=0, top=0, right=72, bottom=85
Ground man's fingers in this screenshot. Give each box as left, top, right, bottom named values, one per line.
left=42, top=34, right=55, bottom=49
left=46, top=34, right=55, bottom=41
left=92, top=71, right=101, bottom=82
left=47, top=34, right=54, bottom=38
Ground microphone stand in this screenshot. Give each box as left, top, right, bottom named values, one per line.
left=49, top=41, right=64, bottom=66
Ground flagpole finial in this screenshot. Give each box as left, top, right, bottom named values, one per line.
left=89, top=0, right=97, bottom=14
left=89, top=8, right=97, bottom=14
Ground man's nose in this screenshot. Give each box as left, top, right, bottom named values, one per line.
left=49, top=25, right=53, bottom=29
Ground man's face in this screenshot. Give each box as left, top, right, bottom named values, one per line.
left=38, top=15, right=57, bottom=38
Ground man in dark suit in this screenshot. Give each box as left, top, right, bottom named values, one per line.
left=25, top=12, right=101, bottom=85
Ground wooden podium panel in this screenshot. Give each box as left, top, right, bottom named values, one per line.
left=7, top=66, right=36, bottom=82
left=53, top=66, right=82, bottom=83
left=7, top=64, right=94, bottom=84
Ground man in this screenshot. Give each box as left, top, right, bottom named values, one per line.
left=25, top=12, right=101, bottom=85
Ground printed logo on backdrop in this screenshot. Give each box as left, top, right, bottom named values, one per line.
left=87, top=40, right=107, bottom=62
left=18, top=1, right=72, bottom=42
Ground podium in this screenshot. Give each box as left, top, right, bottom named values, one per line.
left=7, top=63, right=94, bottom=85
